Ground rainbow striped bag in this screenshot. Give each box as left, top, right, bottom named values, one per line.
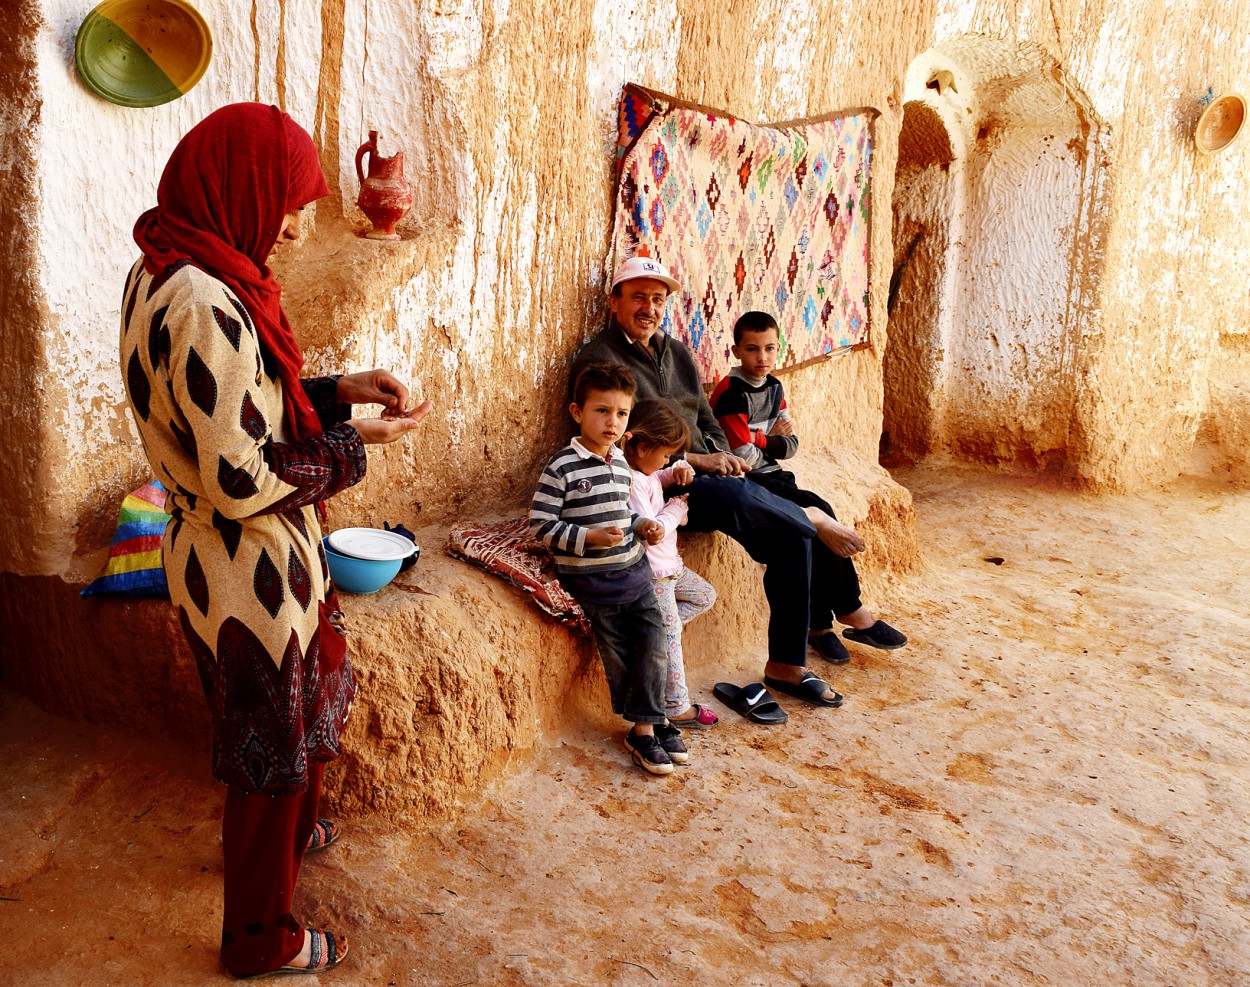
left=80, top=479, right=170, bottom=598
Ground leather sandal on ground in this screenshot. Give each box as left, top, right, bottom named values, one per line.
left=762, top=672, right=843, bottom=708
left=240, top=929, right=349, bottom=979
left=305, top=818, right=339, bottom=853
left=712, top=682, right=788, bottom=725
left=667, top=702, right=719, bottom=729
left=842, top=620, right=908, bottom=651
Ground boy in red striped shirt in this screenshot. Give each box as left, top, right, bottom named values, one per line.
left=710, top=311, right=907, bottom=662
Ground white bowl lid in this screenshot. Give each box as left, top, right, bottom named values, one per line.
left=327, top=527, right=417, bottom=561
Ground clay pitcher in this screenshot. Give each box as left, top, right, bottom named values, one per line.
left=355, top=130, right=414, bottom=240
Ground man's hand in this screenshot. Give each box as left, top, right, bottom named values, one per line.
left=585, top=527, right=625, bottom=549
left=686, top=451, right=750, bottom=476
left=769, top=416, right=795, bottom=437
left=636, top=519, right=665, bottom=545
left=668, top=461, right=696, bottom=485
left=347, top=400, right=433, bottom=445
left=337, top=370, right=413, bottom=416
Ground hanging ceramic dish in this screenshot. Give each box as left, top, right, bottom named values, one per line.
left=75, top=0, right=213, bottom=108
left=1194, top=94, right=1246, bottom=155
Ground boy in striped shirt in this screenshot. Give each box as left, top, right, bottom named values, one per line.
left=530, top=362, right=680, bottom=775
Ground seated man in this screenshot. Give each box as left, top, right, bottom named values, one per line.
left=569, top=257, right=841, bottom=708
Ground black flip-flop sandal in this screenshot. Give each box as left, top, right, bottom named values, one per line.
left=763, top=672, right=843, bottom=708
left=713, top=682, right=788, bottom=724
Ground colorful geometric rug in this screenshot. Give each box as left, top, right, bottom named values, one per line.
left=612, top=84, right=877, bottom=382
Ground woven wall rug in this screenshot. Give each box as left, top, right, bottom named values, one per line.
left=612, top=84, right=877, bottom=383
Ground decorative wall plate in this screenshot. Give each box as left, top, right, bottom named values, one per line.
left=75, top=0, right=212, bottom=108
left=1195, top=94, right=1246, bottom=155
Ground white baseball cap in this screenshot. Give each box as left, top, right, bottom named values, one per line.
left=610, top=255, right=682, bottom=294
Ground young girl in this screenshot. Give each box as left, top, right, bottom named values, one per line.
left=624, top=399, right=720, bottom=730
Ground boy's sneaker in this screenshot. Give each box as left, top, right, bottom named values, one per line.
left=655, top=724, right=689, bottom=765
left=623, top=730, right=674, bottom=775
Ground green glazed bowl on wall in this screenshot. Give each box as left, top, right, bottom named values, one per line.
left=75, top=0, right=213, bottom=108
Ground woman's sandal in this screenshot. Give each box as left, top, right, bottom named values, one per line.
left=305, top=818, right=339, bottom=853
left=242, top=929, right=349, bottom=978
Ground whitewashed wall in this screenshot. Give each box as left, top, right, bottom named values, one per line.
left=8, top=0, right=1250, bottom=581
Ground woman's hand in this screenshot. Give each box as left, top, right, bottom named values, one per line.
left=348, top=400, right=433, bottom=445
left=336, top=370, right=413, bottom=416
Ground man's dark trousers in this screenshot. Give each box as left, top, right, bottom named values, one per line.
left=683, top=474, right=814, bottom=667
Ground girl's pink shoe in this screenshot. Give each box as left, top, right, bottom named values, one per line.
left=670, top=702, right=719, bottom=729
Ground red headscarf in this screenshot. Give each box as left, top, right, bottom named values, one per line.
left=134, top=103, right=330, bottom=439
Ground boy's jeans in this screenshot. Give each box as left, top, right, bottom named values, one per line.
left=579, top=588, right=667, bottom=724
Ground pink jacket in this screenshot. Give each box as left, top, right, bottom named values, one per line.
left=628, top=462, right=690, bottom=579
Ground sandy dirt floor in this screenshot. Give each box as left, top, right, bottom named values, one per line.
left=4, top=463, right=1249, bottom=986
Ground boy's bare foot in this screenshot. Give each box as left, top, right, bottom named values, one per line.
left=763, top=660, right=841, bottom=704
left=803, top=508, right=865, bottom=557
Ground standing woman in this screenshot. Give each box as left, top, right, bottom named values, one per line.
left=121, top=103, right=429, bottom=978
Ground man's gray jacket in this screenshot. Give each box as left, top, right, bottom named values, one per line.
left=570, top=322, right=731, bottom=457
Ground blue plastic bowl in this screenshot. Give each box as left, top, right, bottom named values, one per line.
left=323, top=537, right=401, bottom=594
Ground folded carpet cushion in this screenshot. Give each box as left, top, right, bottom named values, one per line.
left=80, top=479, right=170, bottom=598
left=446, top=518, right=589, bottom=634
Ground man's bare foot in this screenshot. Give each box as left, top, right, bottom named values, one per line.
left=803, top=507, right=865, bottom=557
left=763, top=660, right=841, bottom=703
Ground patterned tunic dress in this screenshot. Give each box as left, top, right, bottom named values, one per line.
left=119, top=258, right=366, bottom=795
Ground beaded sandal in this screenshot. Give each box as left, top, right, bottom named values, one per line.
left=304, top=818, right=339, bottom=853
left=241, top=929, right=349, bottom=978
